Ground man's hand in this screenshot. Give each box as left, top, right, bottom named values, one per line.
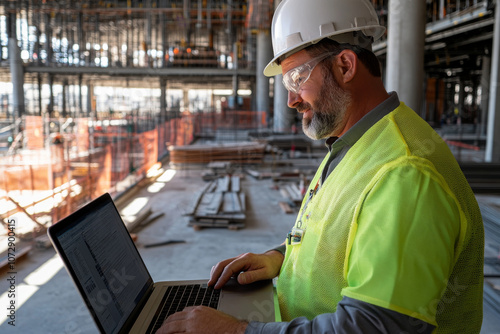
left=208, top=250, right=284, bottom=289
left=155, top=306, right=248, bottom=334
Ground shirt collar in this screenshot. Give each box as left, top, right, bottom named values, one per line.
left=325, top=91, right=400, bottom=151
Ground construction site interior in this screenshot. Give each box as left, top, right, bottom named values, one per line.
left=0, top=0, right=500, bottom=333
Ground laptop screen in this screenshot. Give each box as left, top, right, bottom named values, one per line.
left=49, top=194, right=152, bottom=334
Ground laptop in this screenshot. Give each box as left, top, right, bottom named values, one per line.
left=48, top=192, right=276, bottom=334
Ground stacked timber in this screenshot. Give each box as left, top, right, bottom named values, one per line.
left=168, top=142, right=266, bottom=165
left=188, top=175, right=246, bottom=230
left=277, top=182, right=305, bottom=214
left=480, top=203, right=500, bottom=244
left=460, top=163, right=500, bottom=194
left=481, top=202, right=500, bottom=318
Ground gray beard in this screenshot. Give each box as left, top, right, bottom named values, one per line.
left=301, top=69, right=351, bottom=140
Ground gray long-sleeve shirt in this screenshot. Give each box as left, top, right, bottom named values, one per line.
left=246, top=296, right=434, bottom=334
left=247, top=93, right=435, bottom=334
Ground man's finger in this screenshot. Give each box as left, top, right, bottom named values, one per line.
left=214, top=257, right=252, bottom=289
left=208, top=257, right=236, bottom=286
left=163, top=310, right=187, bottom=324
left=156, top=318, right=184, bottom=334
left=236, top=267, right=266, bottom=285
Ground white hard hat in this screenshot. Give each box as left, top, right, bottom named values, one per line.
left=264, top=0, right=386, bottom=77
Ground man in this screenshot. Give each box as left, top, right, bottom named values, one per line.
left=157, top=0, right=484, bottom=333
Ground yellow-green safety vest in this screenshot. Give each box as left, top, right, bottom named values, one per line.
left=277, top=103, right=484, bottom=333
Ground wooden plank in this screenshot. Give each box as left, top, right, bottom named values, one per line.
left=207, top=192, right=223, bottom=214
left=239, top=192, right=246, bottom=212
left=5, top=195, right=45, bottom=228
left=231, top=176, right=241, bottom=192
left=208, top=161, right=231, bottom=169
left=193, top=212, right=246, bottom=223
left=0, top=246, right=32, bottom=273
left=189, top=220, right=245, bottom=230
left=184, top=181, right=213, bottom=216
left=215, top=176, right=230, bottom=192
left=222, top=192, right=242, bottom=213
left=196, top=192, right=223, bottom=215
left=280, top=188, right=291, bottom=200
left=168, top=142, right=266, bottom=165
left=279, top=201, right=294, bottom=214
left=285, top=184, right=303, bottom=203
left=206, top=180, right=218, bottom=193
left=245, top=169, right=261, bottom=179
left=290, top=184, right=302, bottom=199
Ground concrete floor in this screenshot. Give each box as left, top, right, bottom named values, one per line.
left=0, top=165, right=297, bottom=334
left=1, top=158, right=500, bottom=333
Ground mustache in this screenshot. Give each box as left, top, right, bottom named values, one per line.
left=296, top=102, right=312, bottom=113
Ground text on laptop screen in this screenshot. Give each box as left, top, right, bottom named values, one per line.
left=57, top=201, right=150, bottom=334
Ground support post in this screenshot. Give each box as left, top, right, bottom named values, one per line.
left=274, top=74, right=295, bottom=133
left=48, top=74, right=54, bottom=117
left=62, top=79, right=68, bottom=118
left=8, top=12, right=25, bottom=121
left=480, top=55, right=490, bottom=137
left=386, top=0, right=426, bottom=114
left=256, top=32, right=272, bottom=121
left=37, top=74, right=43, bottom=116
left=87, top=81, right=93, bottom=117
left=485, top=4, right=500, bottom=162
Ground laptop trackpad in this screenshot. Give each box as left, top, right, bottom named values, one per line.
left=218, top=279, right=275, bottom=323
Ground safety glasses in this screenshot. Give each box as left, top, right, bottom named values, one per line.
left=282, top=52, right=335, bottom=94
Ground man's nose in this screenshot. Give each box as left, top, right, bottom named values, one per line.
left=287, top=90, right=302, bottom=109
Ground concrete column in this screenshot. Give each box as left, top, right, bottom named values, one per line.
left=78, top=75, right=83, bottom=118
left=458, top=79, right=465, bottom=118
left=160, top=77, right=167, bottom=155
left=480, top=55, right=490, bottom=136
left=232, top=74, right=239, bottom=108
left=62, top=79, right=67, bottom=118
left=386, top=0, right=426, bottom=114
left=8, top=12, right=24, bottom=120
left=182, top=88, right=189, bottom=112
left=77, top=13, right=83, bottom=66
left=233, top=42, right=239, bottom=108
left=9, top=37, right=25, bottom=120
left=247, top=31, right=254, bottom=70
left=146, top=0, right=152, bottom=68
left=44, top=13, right=52, bottom=65
left=439, top=0, right=445, bottom=20
left=87, top=81, right=93, bottom=117
left=250, top=77, right=257, bottom=112
left=274, top=74, right=296, bottom=133
left=485, top=4, right=500, bottom=162
left=161, top=0, right=167, bottom=68
left=38, top=74, right=43, bottom=116
left=48, top=74, right=54, bottom=117
left=160, top=78, right=167, bottom=117
left=256, top=31, right=272, bottom=116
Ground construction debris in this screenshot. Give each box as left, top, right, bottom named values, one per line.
left=279, top=201, right=294, bottom=214
left=460, top=163, right=500, bottom=194
left=481, top=203, right=500, bottom=244
left=279, top=183, right=304, bottom=205
left=245, top=168, right=276, bottom=179
left=0, top=245, right=32, bottom=274
left=481, top=201, right=500, bottom=319
left=168, top=142, right=266, bottom=166
left=188, top=175, right=246, bottom=230
left=144, top=240, right=186, bottom=248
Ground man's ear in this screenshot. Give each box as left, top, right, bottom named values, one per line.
left=335, top=50, right=357, bottom=84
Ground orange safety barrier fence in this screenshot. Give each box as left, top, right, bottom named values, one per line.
left=0, top=110, right=266, bottom=232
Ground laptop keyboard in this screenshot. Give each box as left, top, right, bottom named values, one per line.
left=147, top=284, right=221, bottom=333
